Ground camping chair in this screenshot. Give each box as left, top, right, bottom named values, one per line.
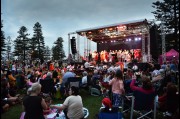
left=90, top=87, right=101, bottom=96
left=98, top=112, right=122, bottom=119
left=40, top=79, right=55, bottom=97
left=130, top=90, right=157, bottom=119
left=66, top=77, right=82, bottom=89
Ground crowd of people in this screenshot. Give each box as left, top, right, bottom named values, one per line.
left=1, top=57, right=179, bottom=118
left=83, top=49, right=142, bottom=63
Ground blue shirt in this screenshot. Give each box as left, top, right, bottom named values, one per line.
left=62, top=71, right=76, bottom=84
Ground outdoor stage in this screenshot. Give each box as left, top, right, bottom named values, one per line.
left=68, top=19, right=153, bottom=63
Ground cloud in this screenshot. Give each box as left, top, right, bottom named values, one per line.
left=2, top=0, right=157, bottom=57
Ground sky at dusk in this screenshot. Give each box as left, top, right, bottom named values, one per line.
left=1, top=0, right=159, bottom=57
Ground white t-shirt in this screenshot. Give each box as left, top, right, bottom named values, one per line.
left=12, top=64, right=16, bottom=71
left=84, top=62, right=90, bottom=68
left=63, top=95, right=84, bottom=119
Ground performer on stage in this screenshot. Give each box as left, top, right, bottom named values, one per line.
left=109, top=50, right=113, bottom=63
left=104, top=50, right=109, bottom=63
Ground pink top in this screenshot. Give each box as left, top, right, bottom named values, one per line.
left=109, top=78, right=124, bottom=94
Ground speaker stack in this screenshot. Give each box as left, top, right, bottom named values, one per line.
left=71, top=37, right=77, bottom=54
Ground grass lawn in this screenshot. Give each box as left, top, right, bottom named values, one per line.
left=1, top=89, right=103, bottom=119
left=1, top=89, right=167, bottom=119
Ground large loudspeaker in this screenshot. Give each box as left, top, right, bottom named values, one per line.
left=71, top=37, right=77, bottom=54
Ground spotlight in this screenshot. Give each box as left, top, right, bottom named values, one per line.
left=135, top=38, right=138, bottom=41
left=138, top=37, right=141, bottom=40
left=129, top=38, right=131, bottom=41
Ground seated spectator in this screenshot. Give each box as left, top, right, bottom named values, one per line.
left=81, top=71, right=88, bottom=87
left=130, top=75, right=155, bottom=94
left=23, top=82, right=47, bottom=119
left=157, top=82, right=179, bottom=116
left=50, top=86, right=84, bottom=119
left=43, top=96, right=52, bottom=115
left=1, top=78, right=19, bottom=105
left=90, top=70, right=101, bottom=91
left=99, top=97, right=117, bottom=113
left=1, top=99, right=9, bottom=113
left=91, top=70, right=100, bottom=86
left=6, top=70, right=16, bottom=89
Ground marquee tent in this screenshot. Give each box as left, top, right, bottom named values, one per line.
left=158, top=49, right=179, bottom=64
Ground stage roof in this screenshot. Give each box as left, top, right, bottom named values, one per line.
left=76, top=19, right=149, bottom=43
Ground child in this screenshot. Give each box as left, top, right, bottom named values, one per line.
left=43, top=96, right=52, bottom=115
left=100, top=97, right=118, bottom=113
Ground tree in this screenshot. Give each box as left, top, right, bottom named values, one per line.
left=32, top=22, right=45, bottom=60
left=44, top=46, right=51, bottom=61
left=52, top=37, right=66, bottom=61
left=1, top=20, right=6, bottom=58
left=13, top=26, right=30, bottom=61
left=152, top=0, right=179, bottom=51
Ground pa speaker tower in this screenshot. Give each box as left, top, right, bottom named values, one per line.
left=71, top=37, right=77, bottom=54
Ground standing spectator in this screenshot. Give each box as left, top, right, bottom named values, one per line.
left=52, top=69, right=58, bottom=83
left=84, top=61, right=90, bottom=70
left=11, top=62, right=16, bottom=76
left=16, top=70, right=26, bottom=90
left=23, top=83, right=47, bottom=119
left=170, top=60, right=178, bottom=72
left=123, top=60, right=129, bottom=73
left=50, top=86, right=84, bottom=119
left=109, top=69, right=125, bottom=107
left=60, top=69, right=76, bottom=97
left=161, top=62, right=167, bottom=70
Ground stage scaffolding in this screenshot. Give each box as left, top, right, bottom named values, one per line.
left=68, top=19, right=152, bottom=63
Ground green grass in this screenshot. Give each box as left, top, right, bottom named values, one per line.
left=1, top=89, right=103, bottom=119
left=1, top=89, right=166, bottom=119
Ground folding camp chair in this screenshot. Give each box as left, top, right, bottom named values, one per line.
left=130, top=90, right=157, bottom=119
left=90, top=87, right=101, bottom=96
left=66, top=77, right=82, bottom=89
left=98, top=112, right=122, bottom=119
left=40, top=79, right=55, bottom=97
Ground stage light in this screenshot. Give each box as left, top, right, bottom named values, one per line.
left=138, top=37, right=141, bottom=40
left=126, top=39, right=128, bottom=42
left=135, top=37, right=138, bottom=41
left=129, top=38, right=131, bottom=41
